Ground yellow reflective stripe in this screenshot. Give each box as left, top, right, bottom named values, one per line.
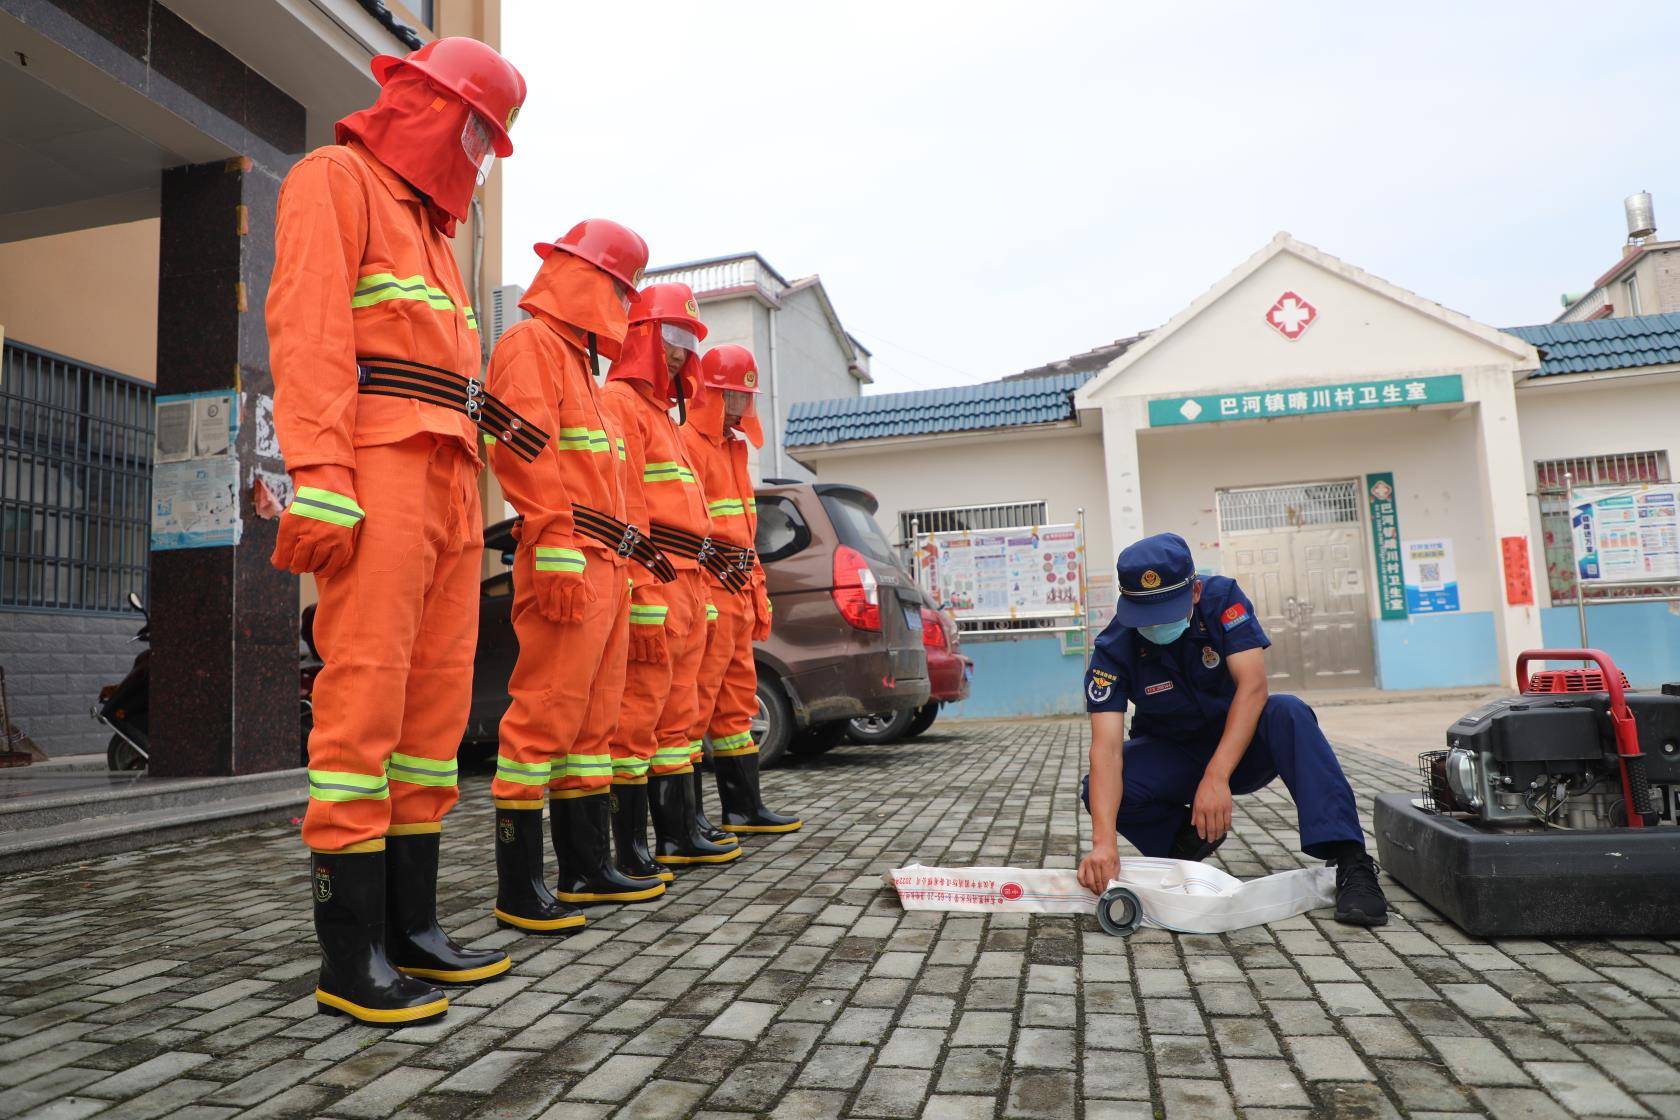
left=289, top=487, right=364, bottom=528
left=652, top=744, right=693, bottom=766
left=613, top=756, right=650, bottom=778
left=615, top=438, right=626, bottom=461
left=705, top=603, right=719, bottom=621
left=350, top=272, right=455, bottom=311
left=712, top=731, right=753, bottom=752
left=496, top=756, right=552, bottom=785
left=464, top=305, right=479, bottom=330
left=642, top=461, right=696, bottom=483
left=483, top=433, right=497, bottom=446
left=387, top=752, right=457, bottom=788
left=564, top=753, right=612, bottom=778
left=555, top=426, right=611, bottom=454
left=308, top=769, right=388, bottom=802
left=707, top=499, right=746, bottom=516
left=535, top=547, right=585, bottom=573
left=628, top=604, right=668, bottom=625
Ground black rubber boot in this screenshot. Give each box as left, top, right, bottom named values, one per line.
left=649, top=771, right=741, bottom=865
left=493, top=804, right=585, bottom=935
left=1332, top=849, right=1389, bottom=927
left=692, top=764, right=738, bottom=847
left=385, top=831, right=510, bottom=985
left=715, top=752, right=802, bottom=833
left=552, top=791, right=667, bottom=904
left=610, top=782, right=673, bottom=883
left=1169, top=819, right=1226, bottom=862
left=312, top=848, right=448, bottom=1025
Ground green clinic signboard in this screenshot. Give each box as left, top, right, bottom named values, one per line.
left=1147, top=374, right=1464, bottom=427
left=1366, top=473, right=1406, bottom=620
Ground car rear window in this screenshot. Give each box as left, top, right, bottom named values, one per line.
left=820, top=492, right=897, bottom=566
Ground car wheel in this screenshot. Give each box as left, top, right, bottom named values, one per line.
left=106, top=734, right=146, bottom=772
left=753, top=675, right=793, bottom=768
left=845, top=708, right=916, bottom=745
left=789, top=721, right=847, bottom=756
left=903, top=701, right=940, bottom=739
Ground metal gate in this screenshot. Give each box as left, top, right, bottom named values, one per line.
left=1217, top=481, right=1373, bottom=691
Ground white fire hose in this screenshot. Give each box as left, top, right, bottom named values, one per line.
left=886, top=859, right=1334, bottom=936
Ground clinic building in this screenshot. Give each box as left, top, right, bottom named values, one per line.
left=786, top=234, right=1680, bottom=717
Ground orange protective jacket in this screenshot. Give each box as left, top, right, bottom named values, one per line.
left=601, top=382, right=708, bottom=588
left=268, top=141, right=481, bottom=473
left=484, top=254, right=631, bottom=554
left=681, top=398, right=764, bottom=588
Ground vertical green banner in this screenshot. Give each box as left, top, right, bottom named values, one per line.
left=1366, top=472, right=1407, bottom=620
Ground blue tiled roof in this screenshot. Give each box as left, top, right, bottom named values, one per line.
left=1504, top=312, right=1680, bottom=377
left=785, top=314, right=1680, bottom=448
left=784, top=371, right=1092, bottom=447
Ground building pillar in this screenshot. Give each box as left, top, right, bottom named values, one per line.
left=149, top=157, right=297, bottom=777
left=1467, top=367, right=1544, bottom=688
left=1099, top=398, right=1148, bottom=555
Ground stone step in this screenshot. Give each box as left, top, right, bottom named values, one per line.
left=0, top=766, right=306, bottom=833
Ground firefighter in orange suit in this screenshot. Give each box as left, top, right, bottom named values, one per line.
left=484, top=220, right=670, bottom=929
left=683, top=345, right=802, bottom=833
left=268, top=38, right=524, bottom=1026
left=602, top=284, right=742, bottom=867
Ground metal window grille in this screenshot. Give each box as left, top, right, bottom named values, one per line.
left=898, top=501, right=1049, bottom=545
left=1216, top=480, right=1359, bottom=535
left=1534, top=451, right=1670, bottom=604
left=0, top=339, right=153, bottom=613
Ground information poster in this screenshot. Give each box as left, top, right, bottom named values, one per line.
left=1570, top=483, right=1680, bottom=584
left=151, top=390, right=241, bottom=551
left=918, top=523, right=1083, bottom=621
left=1402, top=537, right=1460, bottom=613
left=1365, top=473, right=1406, bottom=620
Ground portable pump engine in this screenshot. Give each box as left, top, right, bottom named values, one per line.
left=1375, top=649, right=1680, bottom=937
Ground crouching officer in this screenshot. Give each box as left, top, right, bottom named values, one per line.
left=1075, top=532, right=1387, bottom=926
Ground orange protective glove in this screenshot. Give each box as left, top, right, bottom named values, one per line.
left=531, top=545, right=592, bottom=624
left=628, top=593, right=669, bottom=663
left=271, top=465, right=363, bottom=578
left=752, top=591, right=773, bottom=642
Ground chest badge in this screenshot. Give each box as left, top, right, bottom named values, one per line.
left=1143, top=681, right=1174, bottom=696
left=1202, top=646, right=1221, bottom=669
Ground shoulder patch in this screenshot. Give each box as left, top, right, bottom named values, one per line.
left=1087, top=677, right=1114, bottom=704
left=1221, top=603, right=1249, bottom=630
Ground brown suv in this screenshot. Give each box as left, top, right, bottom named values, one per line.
left=750, top=481, right=930, bottom=765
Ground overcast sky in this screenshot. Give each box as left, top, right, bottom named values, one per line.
left=501, top=2, right=1678, bottom=396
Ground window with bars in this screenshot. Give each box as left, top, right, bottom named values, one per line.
left=1535, top=451, right=1671, bottom=604
left=0, top=340, right=154, bottom=613
left=897, top=500, right=1049, bottom=545
left=1216, top=480, right=1360, bottom=535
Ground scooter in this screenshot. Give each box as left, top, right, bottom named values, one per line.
left=93, top=591, right=318, bottom=772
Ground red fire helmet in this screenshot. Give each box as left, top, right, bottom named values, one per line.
left=628, top=283, right=708, bottom=339
left=699, top=344, right=761, bottom=394
left=371, top=37, right=526, bottom=157
left=534, top=220, right=648, bottom=294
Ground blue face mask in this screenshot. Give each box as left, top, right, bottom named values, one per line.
left=1138, top=617, right=1190, bottom=645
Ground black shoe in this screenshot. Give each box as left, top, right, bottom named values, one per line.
left=649, top=771, right=742, bottom=865
left=385, top=830, right=511, bottom=984
left=1332, top=850, right=1388, bottom=927
left=1169, top=819, right=1226, bottom=862
left=610, top=781, right=674, bottom=882
left=715, top=751, right=802, bottom=834
left=691, top=764, right=739, bottom=847
left=312, top=849, right=448, bottom=1025
left=493, top=803, right=586, bottom=935
left=551, top=791, right=667, bottom=904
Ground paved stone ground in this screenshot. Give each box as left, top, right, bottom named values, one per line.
left=3, top=719, right=1680, bottom=1119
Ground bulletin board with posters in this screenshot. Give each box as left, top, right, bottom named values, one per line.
left=1569, top=483, right=1680, bottom=586
left=916, top=523, right=1085, bottom=624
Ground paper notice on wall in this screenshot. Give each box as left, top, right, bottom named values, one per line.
left=1571, top=483, right=1680, bottom=585
left=152, top=390, right=241, bottom=550
left=1402, top=537, right=1459, bottom=613
left=918, top=523, right=1084, bottom=620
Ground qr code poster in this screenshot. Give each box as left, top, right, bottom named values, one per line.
left=1401, top=537, right=1459, bottom=614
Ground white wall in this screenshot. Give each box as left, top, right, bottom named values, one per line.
left=1137, top=406, right=1496, bottom=616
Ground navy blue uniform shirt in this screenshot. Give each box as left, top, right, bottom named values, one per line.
left=1084, top=575, right=1271, bottom=740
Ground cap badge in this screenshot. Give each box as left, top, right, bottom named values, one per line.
left=1140, top=569, right=1161, bottom=590
left=505, top=104, right=520, bottom=131
left=743, top=370, right=758, bottom=388
left=685, top=298, right=699, bottom=317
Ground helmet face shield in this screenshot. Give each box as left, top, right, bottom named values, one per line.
left=723, top=389, right=756, bottom=419
left=461, top=112, right=496, bottom=185
left=660, top=323, right=699, bottom=357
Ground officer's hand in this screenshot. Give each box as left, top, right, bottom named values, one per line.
left=1192, top=774, right=1234, bottom=843
left=271, top=466, right=363, bottom=578
left=1078, top=840, right=1120, bottom=896
left=531, top=546, right=592, bottom=624
left=751, top=593, right=773, bottom=642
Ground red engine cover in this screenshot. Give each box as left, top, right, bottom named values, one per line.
left=1527, top=668, right=1630, bottom=693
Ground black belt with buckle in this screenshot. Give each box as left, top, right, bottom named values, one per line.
left=648, top=523, right=752, bottom=593
left=356, top=356, right=549, bottom=462
left=573, top=505, right=676, bottom=582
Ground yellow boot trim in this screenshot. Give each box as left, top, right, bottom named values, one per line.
left=399, top=955, right=511, bottom=984
left=494, top=798, right=545, bottom=810
left=723, top=820, right=803, bottom=834
left=385, top=822, right=442, bottom=836
left=493, top=907, right=587, bottom=932
left=315, top=988, right=448, bottom=1024
left=311, top=838, right=385, bottom=855
left=656, top=845, right=743, bottom=866
left=554, top=881, right=666, bottom=904
left=712, top=832, right=741, bottom=847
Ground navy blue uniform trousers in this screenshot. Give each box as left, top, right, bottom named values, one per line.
left=1081, top=695, right=1363, bottom=860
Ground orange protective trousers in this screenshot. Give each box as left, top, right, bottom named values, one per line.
left=493, top=551, right=629, bottom=802
left=615, top=568, right=707, bottom=776
left=302, top=436, right=480, bottom=852
left=691, top=589, right=759, bottom=757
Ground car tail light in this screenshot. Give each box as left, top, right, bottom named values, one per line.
left=832, top=545, right=880, bottom=631
left=920, top=608, right=946, bottom=650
